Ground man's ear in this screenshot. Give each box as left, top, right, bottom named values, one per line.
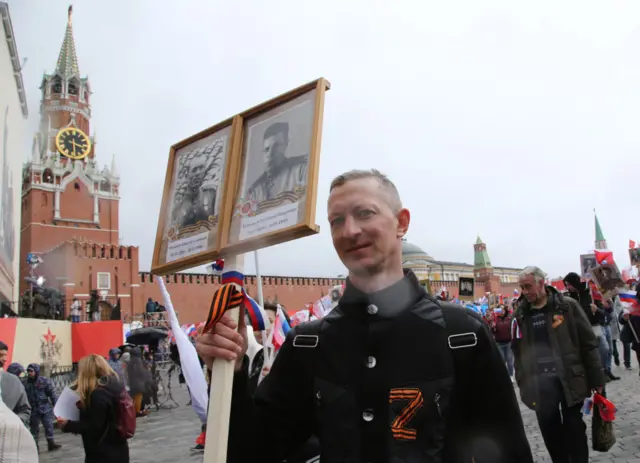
left=396, top=208, right=410, bottom=238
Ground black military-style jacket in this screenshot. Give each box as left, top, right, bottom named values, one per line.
left=228, top=271, right=533, bottom=463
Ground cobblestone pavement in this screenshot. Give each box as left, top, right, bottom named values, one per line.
left=521, top=365, right=640, bottom=462
left=38, top=378, right=203, bottom=463
left=38, top=365, right=640, bottom=462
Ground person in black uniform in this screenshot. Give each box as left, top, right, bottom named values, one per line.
left=197, top=169, right=533, bottom=463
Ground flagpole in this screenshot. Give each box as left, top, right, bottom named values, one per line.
left=254, top=250, right=264, bottom=308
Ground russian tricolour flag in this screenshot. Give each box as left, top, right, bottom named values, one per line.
left=243, top=291, right=270, bottom=332
left=272, top=307, right=291, bottom=351
left=618, top=290, right=640, bottom=315
left=618, top=290, right=637, bottom=305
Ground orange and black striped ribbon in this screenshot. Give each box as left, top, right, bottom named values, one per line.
left=203, top=283, right=244, bottom=335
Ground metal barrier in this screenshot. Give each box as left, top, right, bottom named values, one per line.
left=49, top=365, right=77, bottom=394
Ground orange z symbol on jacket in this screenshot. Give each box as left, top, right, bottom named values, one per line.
left=389, top=388, right=424, bottom=441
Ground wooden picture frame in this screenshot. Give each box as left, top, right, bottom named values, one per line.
left=151, top=117, right=241, bottom=275
left=220, top=78, right=330, bottom=256
left=591, top=262, right=625, bottom=299
left=580, top=253, right=597, bottom=280
left=458, top=277, right=474, bottom=301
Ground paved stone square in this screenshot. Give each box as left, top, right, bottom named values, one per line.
left=39, top=365, right=640, bottom=462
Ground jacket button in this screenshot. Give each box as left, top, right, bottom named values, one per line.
left=367, top=304, right=378, bottom=315
left=366, top=356, right=377, bottom=368
left=362, top=409, right=374, bottom=422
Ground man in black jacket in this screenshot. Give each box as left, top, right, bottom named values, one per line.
left=563, top=272, right=619, bottom=381
left=198, top=169, right=533, bottom=463
left=515, top=267, right=605, bottom=463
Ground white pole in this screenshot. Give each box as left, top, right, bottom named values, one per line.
left=203, top=253, right=244, bottom=463
left=254, top=250, right=264, bottom=308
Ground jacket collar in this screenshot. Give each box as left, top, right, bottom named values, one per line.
left=518, top=285, right=567, bottom=315
left=339, top=269, right=426, bottom=319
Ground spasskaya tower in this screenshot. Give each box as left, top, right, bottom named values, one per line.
left=19, top=6, right=120, bottom=294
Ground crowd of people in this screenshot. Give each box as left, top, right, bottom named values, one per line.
left=1, top=168, right=639, bottom=462
left=0, top=340, right=168, bottom=461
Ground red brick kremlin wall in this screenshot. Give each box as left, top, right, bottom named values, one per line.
left=36, top=241, right=519, bottom=325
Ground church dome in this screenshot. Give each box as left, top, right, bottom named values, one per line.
left=401, top=239, right=432, bottom=261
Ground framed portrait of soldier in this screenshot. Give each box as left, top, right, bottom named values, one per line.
left=591, top=262, right=625, bottom=298
left=458, top=277, right=474, bottom=301
left=629, top=248, right=640, bottom=266
left=222, top=78, right=330, bottom=254
left=580, top=254, right=597, bottom=280
left=152, top=118, right=239, bottom=274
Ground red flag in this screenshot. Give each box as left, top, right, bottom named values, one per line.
left=630, top=240, right=636, bottom=250
left=595, top=250, right=614, bottom=265
left=588, top=280, right=603, bottom=302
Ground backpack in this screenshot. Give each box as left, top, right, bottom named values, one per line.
left=114, top=389, right=136, bottom=439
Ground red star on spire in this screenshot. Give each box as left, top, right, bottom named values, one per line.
left=43, top=328, right=56, bottom=344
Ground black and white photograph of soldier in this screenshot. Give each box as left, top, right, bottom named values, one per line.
left=241, top=95, right=314, bottom=212
left=580, top=253, right=597, bottom=279
left=170, top=133, right=228, bottom=231
left=630, top=247, right=640, bottom=265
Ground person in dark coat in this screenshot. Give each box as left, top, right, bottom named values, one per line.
left=58, top=354, right=129, bottom=462
left=126, top=348, right=152, bottom=416
left=246, top=305, right=320, bottom=463
left=24, top=363, right=61, bottom=451
left=563, top=272, right=606, bottom=326
left=618, top=292, right=640, bottom=374
left=198, top=169, right=533, bottom=463
left=515, top=267, right=605, bottom=463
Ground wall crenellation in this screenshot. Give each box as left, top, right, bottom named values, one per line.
left=69, top=242, right=137, bottom=260
left=137, top=271, right=345, bottom=288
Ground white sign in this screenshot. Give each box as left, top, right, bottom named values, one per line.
left=239, top=202, right=299, bottom=241
left=166, top=232, right=209, bottom=263
left=53, top=387, right=81, bottom=421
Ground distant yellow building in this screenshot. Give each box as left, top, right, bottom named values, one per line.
left=401, top=237, right=521, bottom=284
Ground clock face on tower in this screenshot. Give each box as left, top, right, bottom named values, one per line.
left=55, top=127, right=92, bottom=160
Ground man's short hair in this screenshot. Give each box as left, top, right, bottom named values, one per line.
left=519, top=266, right=547, bottom=283
left=263, top=122, right=289, bottom=141
left=329, top=169, right=402, bottom=211
left=0, top=341, right=8, bottom=351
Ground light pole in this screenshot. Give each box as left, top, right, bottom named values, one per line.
left=25, top=253, right=44, bottom=316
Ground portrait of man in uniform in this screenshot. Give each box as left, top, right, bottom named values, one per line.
left=245, top=121, right=308, bottom=204
left=170, top=136, right=227, bottom=231
left=226, top=83, right=323, bottom=248
left=580, top=254, right=597, bottom=279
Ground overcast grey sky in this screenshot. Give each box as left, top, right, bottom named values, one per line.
left=8, top=0, right=640, bottom=279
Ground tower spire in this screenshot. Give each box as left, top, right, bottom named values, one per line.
left=594, top=209, right=607, bottom=250
left=55, top=5, right=80, bottom=77
left=473, top=236, right=492, bottom=269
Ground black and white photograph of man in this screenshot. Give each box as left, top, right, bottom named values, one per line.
left=170, top=134, right=228, bottom=231
left=241, top=96, right=314, bottom=212
left=630, top=248, right=640, bottom=265
left=580, top=254, right=597, bottom=279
